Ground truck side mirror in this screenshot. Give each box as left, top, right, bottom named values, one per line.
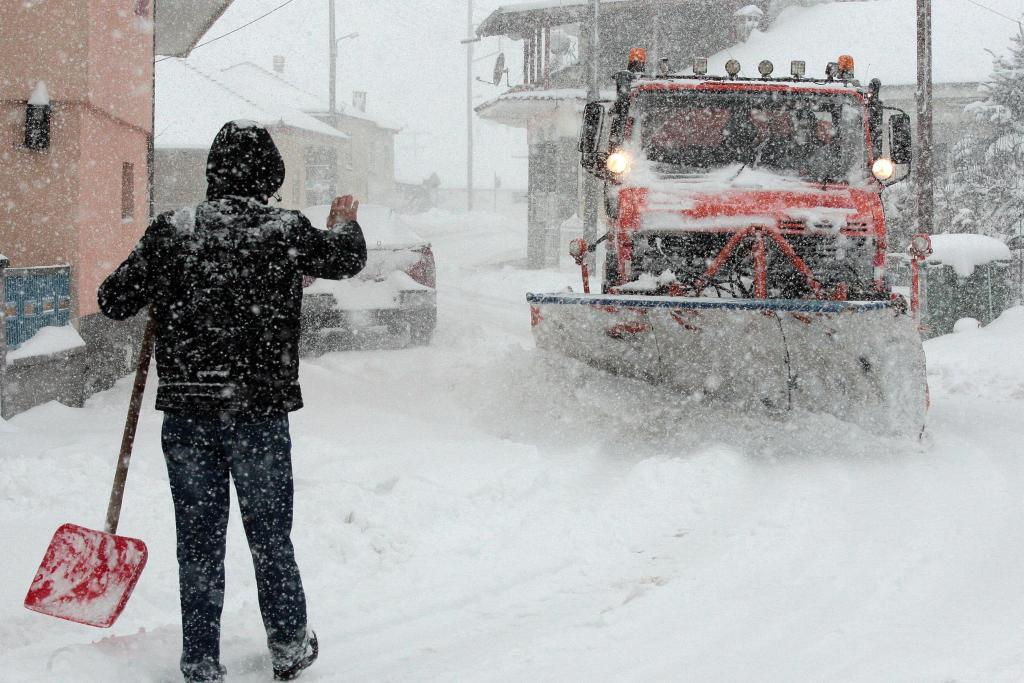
left=889, top=113, right=912, bottom=165
left=579, top=102, right=605, bottom=174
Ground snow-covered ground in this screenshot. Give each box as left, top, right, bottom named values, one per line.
left=2, top=207, right=1023, bottom=681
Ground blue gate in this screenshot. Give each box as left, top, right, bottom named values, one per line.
left=3, top=265, right=72, bottom=350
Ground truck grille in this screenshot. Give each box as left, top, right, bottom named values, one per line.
left=632, top=229, right=877, bottom=298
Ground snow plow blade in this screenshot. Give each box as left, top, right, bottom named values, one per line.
left=527, top=293, right=927, bottom=436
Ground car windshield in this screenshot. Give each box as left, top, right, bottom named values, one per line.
left=633, top=89, right=869, bottom=184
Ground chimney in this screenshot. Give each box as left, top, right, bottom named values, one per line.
left=733, top=5, right=764, bottom=42
left=352, top=91, right=367, bottom=113
left=272, top=55, right=285, bottom=73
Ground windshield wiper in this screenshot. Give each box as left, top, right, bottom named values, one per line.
left=731, top=138, right=769, bottom=182
left=818, top=170, right=833, bottom=190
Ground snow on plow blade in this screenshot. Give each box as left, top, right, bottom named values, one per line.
left=527, top=293, right=927, bottom=435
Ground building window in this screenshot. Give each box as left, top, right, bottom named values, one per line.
left=304, top=147, right=337, bottom=206
left=121, top=162, right=134, bottom=220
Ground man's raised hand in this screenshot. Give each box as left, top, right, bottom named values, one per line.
left=328, top=195, right=359, bottom=228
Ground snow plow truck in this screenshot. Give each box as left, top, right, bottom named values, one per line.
left=527, top=50, right=928, bottom=436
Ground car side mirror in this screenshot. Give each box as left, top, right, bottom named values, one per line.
left=889, top=113, right=912, bottom=165
left=579, top=102, right=605, bottom=175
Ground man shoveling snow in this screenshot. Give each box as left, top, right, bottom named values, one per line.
left=98, top=120, right=367, bottom=682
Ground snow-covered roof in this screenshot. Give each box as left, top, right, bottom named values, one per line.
left=927, top=233, right=1012, bottom=277
left=155, top=0, right=235, bottom=57
left=708, top=0, right=1024, bottom=86
left=477, top=87, right=616, bottom=110
left=218, top=62, right=324, bottom=112
left=482, top=87, right=592, bottom=105
left=185, top=3, right=404, bottom=132
left=155, top=59, right=348, bottom=150
left=475, top=87, right=593, bottom=125
left=217, top=62, right=401, bottom=131
left=478, top=0, right=635, bottom=37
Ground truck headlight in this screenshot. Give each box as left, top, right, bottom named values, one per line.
left=606, top=151, right=631, bottom=175
left=872, top=157, right=895, bottom=181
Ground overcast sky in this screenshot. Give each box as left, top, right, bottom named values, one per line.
left=186, top=0, right=529, bottom=190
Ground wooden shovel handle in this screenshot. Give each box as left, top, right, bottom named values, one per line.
left=105, top=314, right=156, bottom=535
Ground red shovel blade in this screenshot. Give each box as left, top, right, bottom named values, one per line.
left=24, top=523, right=148, bottom=628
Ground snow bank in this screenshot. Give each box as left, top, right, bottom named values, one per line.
left=6, top=325, right=85, bottom=363
left=927, top=233, right=1012, bottom=277
left=926, top=306, right=1024, bottom=401
left=954, top=317, right=981, bottom=333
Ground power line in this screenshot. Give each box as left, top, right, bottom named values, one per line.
left=156, top=0, right=303, bottom=63
left=960, top=0, right=1023, bottom=26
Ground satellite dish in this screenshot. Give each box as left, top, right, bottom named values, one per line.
left=492, top=52, right=507, bottom=86
left=548, top=29, right=573, bottom=57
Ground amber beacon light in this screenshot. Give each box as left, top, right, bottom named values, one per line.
left=628, top=47, right=647, bottom=72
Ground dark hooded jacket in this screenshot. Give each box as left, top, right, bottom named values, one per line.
left=99, top=121, right=367, bottom=414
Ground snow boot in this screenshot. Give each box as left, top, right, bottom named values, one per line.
left=272, top=630, right=318, bottom=681
left=182, top=661, right=226, bottom=683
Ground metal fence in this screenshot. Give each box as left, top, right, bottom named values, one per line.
left=2, top=264, right=72, bottom=350
left=887, top=255, right=1014, bottom=338
left=922, top=260, right=1013, bottom=337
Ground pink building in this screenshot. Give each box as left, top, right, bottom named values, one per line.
left=0, top=0, right=232, bottom=415
left=0, top=0, right=155, bottom=318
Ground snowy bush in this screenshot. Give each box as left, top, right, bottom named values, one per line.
left=882, top=180, right=917, bottom=251
left=945, top=28, right=1024, bottom=241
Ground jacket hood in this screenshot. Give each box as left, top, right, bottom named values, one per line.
left=206, top=120, right=285, bottom=202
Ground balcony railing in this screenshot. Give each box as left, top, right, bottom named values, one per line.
left=2, top=264, right=72, bottom=350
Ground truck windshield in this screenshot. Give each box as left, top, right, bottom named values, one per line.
left=634, top=90, right=868, bottom=185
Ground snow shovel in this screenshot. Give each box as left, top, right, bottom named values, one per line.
left=24, top=316, right=156, bottom=628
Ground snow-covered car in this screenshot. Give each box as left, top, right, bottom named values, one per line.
left=300, top=204, right=436, bottom=353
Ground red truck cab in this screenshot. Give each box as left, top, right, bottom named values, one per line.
left=579, top=51, right=913, bottom=301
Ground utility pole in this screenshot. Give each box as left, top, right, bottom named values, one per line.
left=586, top=0, right=600, bottom=139
left=582, top=0, right=601, bottom=267
left=329, top=0, right=337, bottom=114
left=466, top=0, right=474, bottom=211
left=916, top=0, right=933, bottom=234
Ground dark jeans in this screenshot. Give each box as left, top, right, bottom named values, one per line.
left=162, top=411, right=308, bottom=674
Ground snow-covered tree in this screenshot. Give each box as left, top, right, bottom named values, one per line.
left=960, top=27, right=1024, bottom=240
left=882, top=180, right=918, bottom=250
left=936, top=133, right=988, bottom=235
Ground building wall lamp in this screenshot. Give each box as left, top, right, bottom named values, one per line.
left=25, top=81, right=51, bottom=151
